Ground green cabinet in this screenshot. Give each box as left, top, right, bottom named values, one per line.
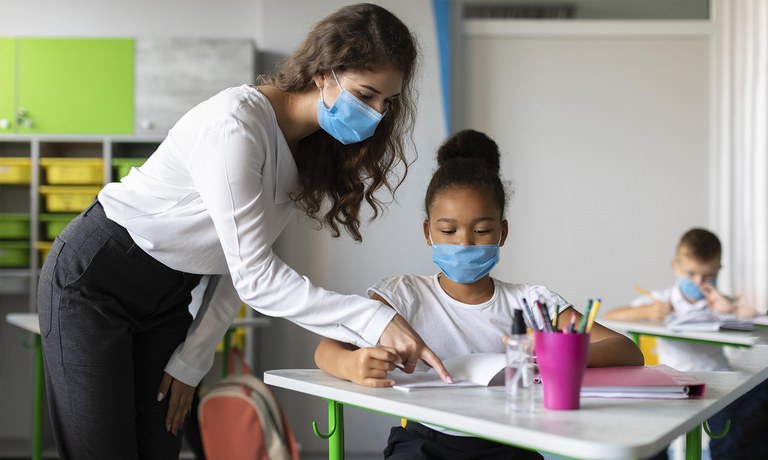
left=0, top=38, right=16, bottom=133
left=0, top=38, right=134, bottom=134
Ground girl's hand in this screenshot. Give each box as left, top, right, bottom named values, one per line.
left=343, top=346, right=400, bottom=387
left=157, top=372, right=195, bottom=436
left=701, top=284, right=736, bottom=313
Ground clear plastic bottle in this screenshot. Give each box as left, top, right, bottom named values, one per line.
left=506, top=308, right=535, bottom=412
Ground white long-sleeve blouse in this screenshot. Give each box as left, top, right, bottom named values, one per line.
left=99, top=85, right=395, bottom=385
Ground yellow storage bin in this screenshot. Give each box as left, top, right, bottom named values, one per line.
left=39, top=186, right=101, bottom=212
left=40, top=158, right=104, bottom=185
left=35, top=241, right=53, bottom=266
left=0, top=157, right=32, bottom=184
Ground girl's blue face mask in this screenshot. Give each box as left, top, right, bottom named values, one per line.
left=317, top=70, right=384, bottom=145
left=677, top=277, right=716, bottom=301
left=429, top=230, right=501, bottom=284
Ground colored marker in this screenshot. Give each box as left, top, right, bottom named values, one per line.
left=522, top=298, right=541, bottom=331
left=535, top=300, right=553, bottom=332
left=567, top=312, right=577, bottom=333
left=577, top=299, right=592, bottom=333
left=585, top=298, right=602, bottom=333
left=553, top=303, right=561, bottom=330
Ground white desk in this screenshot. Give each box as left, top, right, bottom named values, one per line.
left=5, top=311, right=270, bottom=460
left=599, top=319, right=761, bottom=347
left=265, top=346, right=768, bottom=460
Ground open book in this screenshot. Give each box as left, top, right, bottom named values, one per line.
left=390, top=353, right=505, bottom=391
left=665, top=311, right=755, bottom=332
left=581, top=364, right=706, bottom=399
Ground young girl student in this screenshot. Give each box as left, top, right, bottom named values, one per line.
left=315, top=129, right=644, bottom=459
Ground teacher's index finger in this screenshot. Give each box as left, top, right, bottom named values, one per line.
left=417, top=345, right=453, bottom=384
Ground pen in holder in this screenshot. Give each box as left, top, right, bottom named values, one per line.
left=534, top=331, right=590, bottom=410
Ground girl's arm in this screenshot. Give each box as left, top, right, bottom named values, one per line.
left=314, top=338, right=400, bottom=387
left=557, top=306, right=645, bottom=367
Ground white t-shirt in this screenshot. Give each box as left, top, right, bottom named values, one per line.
left=369, top=274, right=568, bottom=360
left=630, top=285, right=730, bottom=371
left=369, top=274, right=569, bottom=435
left=99, top=85, right=395, bottom=385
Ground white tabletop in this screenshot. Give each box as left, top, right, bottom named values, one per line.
left=599, top=319, right=760, bottom=346
left=6, top=312, right=40, bottom=335
left=4, top=312, right=269, bottom=336
left=265, top=346, right=768, bottom=460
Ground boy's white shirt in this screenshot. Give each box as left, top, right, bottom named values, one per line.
left=630, top=285, right=731, bottom=371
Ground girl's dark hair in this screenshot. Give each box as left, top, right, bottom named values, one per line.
left=261, top=3, right=419, bottom=241
left=424, top=129, right=508, bottom=218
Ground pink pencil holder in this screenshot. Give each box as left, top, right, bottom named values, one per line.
left=534, top=331, right=590, bottom=410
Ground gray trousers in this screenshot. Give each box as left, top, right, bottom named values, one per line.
left=38, top=200, right=201, bottom=459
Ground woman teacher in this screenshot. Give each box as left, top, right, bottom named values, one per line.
left=37, top=4, right=449, bottom=459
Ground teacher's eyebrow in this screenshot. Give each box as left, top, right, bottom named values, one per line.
left=361, top=84, right=401, bottom=98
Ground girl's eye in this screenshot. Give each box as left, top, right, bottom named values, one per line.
left=439, top=229, right=456, bottom=235
left=475, top=229, right=491, bottom=235
left=357, top=92, right=373, bottom=101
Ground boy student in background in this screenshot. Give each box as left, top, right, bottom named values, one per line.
left=604, top=228, right=756, bottom=372
left=604, top=228, right=767, bottom=459
left=315, top=130, right=644, bottom=460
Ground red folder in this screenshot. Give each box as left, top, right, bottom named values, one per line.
left=580, top=365, right=706, bottom=399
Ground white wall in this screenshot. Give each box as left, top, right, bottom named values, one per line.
left=460, top=25, right=710, bottom=312
left=0, top=0, right=261, bottom=37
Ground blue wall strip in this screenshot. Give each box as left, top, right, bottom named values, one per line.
left=432, top=0, right=451, bottom=133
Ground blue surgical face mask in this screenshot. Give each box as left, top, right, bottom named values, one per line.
left=317, top=70, right=384, bottom=145
left=429, top=230, right=501, bottom=284
left=677, top=277, right=716, bottom=301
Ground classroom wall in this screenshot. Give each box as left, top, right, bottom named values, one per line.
left=0, top=0, right=713, bottom=457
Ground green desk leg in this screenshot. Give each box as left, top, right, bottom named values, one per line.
left=313, top=400, right=345, bottom=460
left=33, top=335, right=43, bottom=460
left=685, top=424, right=702, bottom=460
left=328, top=401, right=344, bottom=460
left=222, top=330, right=232, bottom=378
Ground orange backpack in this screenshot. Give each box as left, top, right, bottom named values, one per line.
left=198, top=350, right=299, bottom=460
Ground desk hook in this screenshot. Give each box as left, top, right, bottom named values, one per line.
left=703, top=419, right=731, bottom=439
left=312, top=418, right=336, bottom=439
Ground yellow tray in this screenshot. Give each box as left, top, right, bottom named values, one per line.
left=39, top=185, right=101, bottom=212
left=0, top=157, right=32, bottom=184
left=40, top=158, right=104, bottom=185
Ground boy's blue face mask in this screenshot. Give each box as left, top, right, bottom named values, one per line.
left=317, top=70, right=384, bottom=145
left=429, top=231, right=501, bottom=284
left=677, top=277, right=716, bottom=301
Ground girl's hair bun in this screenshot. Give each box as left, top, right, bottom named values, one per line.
left=436, top=129, right=500, bottom=174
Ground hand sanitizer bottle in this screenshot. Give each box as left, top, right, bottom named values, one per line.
left=506, top=308, right=535, bottom=412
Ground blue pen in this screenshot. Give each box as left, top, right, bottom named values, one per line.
left=336, top=324, right=405, bottom=369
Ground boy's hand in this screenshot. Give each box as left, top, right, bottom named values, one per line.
left=649, top=301, right=673, bottom=321
left=701, top=284, right=736, bottom=313
left=343, top=346, right=399, bottom=387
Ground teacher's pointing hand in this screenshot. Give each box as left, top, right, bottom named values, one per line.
left=378, top=314, right=454, bottom=383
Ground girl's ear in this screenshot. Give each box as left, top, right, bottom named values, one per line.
left=500, top=219, right=509, bottom=247
left=423, top=219, right=432, bottom=246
